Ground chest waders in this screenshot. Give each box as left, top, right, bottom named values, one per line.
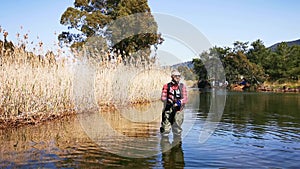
left=160, top=82, right=184, bottom=136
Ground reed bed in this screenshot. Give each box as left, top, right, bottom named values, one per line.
left=93, top=65, right=170, bottom=105
left=0, top=42, right=170, bottom=129
left=0, top=58, right=74, bottom=128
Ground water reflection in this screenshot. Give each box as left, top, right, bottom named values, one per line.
left=77, top=101, right=162, bottom=158
left=193, top=91, right=300, bottom=168
left=160, top=136, right=184, bottom=169
left=0, top=92, right=299, bottom=168
left=198, top=91, right=211, bottom=114
left=0, top=114, right=160, bottom=168
left=231, top=93, right=300, bottom=150
left=197, top=89, right=227, bottom=143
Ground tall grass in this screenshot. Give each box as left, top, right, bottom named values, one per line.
left=0, top=61, right=74, bottom=119
left=0, top=37, right=170, bottom=128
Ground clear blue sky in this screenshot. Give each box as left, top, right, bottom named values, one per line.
left=0, top=0, right=299, bottom=57
left=0, top=0, right=73, bottom=51
left=149, top=0, right=300, bottom=47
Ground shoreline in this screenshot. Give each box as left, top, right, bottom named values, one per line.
left=1, top=86, right=299, bottom=130
left=0, top=111, right=76, bottom=130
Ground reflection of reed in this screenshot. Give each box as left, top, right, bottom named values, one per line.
left=0, top=110, right=159, bottom=164
left=99, top=110, right=159, bottom=138
left=0, top=115, right=92, bottom=166
left=80, top=102, right=162, bottom=139
left=0, top=99, right=165, bottom=163
left=118, top=101, right=162, bottom=123
left=78, top=102, right=163, bottom=158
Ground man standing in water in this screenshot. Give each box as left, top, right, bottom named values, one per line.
left=160, top=70, right=188, bottom=139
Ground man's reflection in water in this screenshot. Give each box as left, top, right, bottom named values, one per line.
left=160, top=135, right=184, bottom=169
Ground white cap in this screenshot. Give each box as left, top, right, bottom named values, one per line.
left=171, top=70, right=181, bottom=76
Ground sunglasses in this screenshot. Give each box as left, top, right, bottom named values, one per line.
left=173, top=75, right=181, bottom=78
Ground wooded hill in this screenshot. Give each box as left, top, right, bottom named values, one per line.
left=176, top=39, right=300, bottom=85
left=269, top=39, right=300, bottom=51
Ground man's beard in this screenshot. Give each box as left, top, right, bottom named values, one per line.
left=172, top=79, right=179, bottom=84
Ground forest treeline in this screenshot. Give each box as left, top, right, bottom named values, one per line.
left=190, top=39, right=300, bottom=86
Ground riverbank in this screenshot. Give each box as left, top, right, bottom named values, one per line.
left=189, top=80, right=300, bottom=93
left=256, top=81, right=300, bottom=92
left=0, top=111, right=76, bottom=130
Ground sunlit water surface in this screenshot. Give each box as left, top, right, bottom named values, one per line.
left=0, top=91, right=299, bottom=168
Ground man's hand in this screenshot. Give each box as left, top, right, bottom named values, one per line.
left=168, top=99, right=173, bottom=104
left=174, top=100, right=181, bottom=107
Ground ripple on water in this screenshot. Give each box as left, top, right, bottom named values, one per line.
left=0, top=92, right=299, bottom=168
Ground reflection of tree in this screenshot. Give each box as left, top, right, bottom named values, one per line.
left=198, top=92, right=211, bottom=114
left=222, top=93, right=300, bottom=139
left=160, top=136, right=185, bottom=169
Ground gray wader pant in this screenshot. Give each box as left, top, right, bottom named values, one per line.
left=160, top=105, right=184, bottom=136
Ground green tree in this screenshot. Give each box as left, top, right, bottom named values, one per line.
left=193, top=39, right=300, bottom=86
left=287, top=45, right=300, bottom=80
left=264, top=42, right=300, bottom=82
left=59, top=0, right=163, bottom=62
left=192, top=58, right=207, bottom=80
left=193, top=45, right=266, bottom=85
left=247, top=39, right=271, bottom=66
left=233, top=41, right=249, bottom=53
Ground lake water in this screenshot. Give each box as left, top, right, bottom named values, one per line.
left=0, top=90, right=299, bottom=168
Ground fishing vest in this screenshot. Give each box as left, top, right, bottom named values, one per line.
left=167, top=82, right=183, bottom=102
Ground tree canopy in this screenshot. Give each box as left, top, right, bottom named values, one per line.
left=193, top=39, right=300, bottom=85
left=59, top=0, right=163, bottom=61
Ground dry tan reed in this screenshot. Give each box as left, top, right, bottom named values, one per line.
left=0, top=39, right=170, bottom=129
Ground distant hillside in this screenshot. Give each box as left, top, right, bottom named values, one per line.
left=268, top=39, right=300, bottom=51
left=171, top=38, right=300, bottom=70
left=172, top=61, right=194, bottom=69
